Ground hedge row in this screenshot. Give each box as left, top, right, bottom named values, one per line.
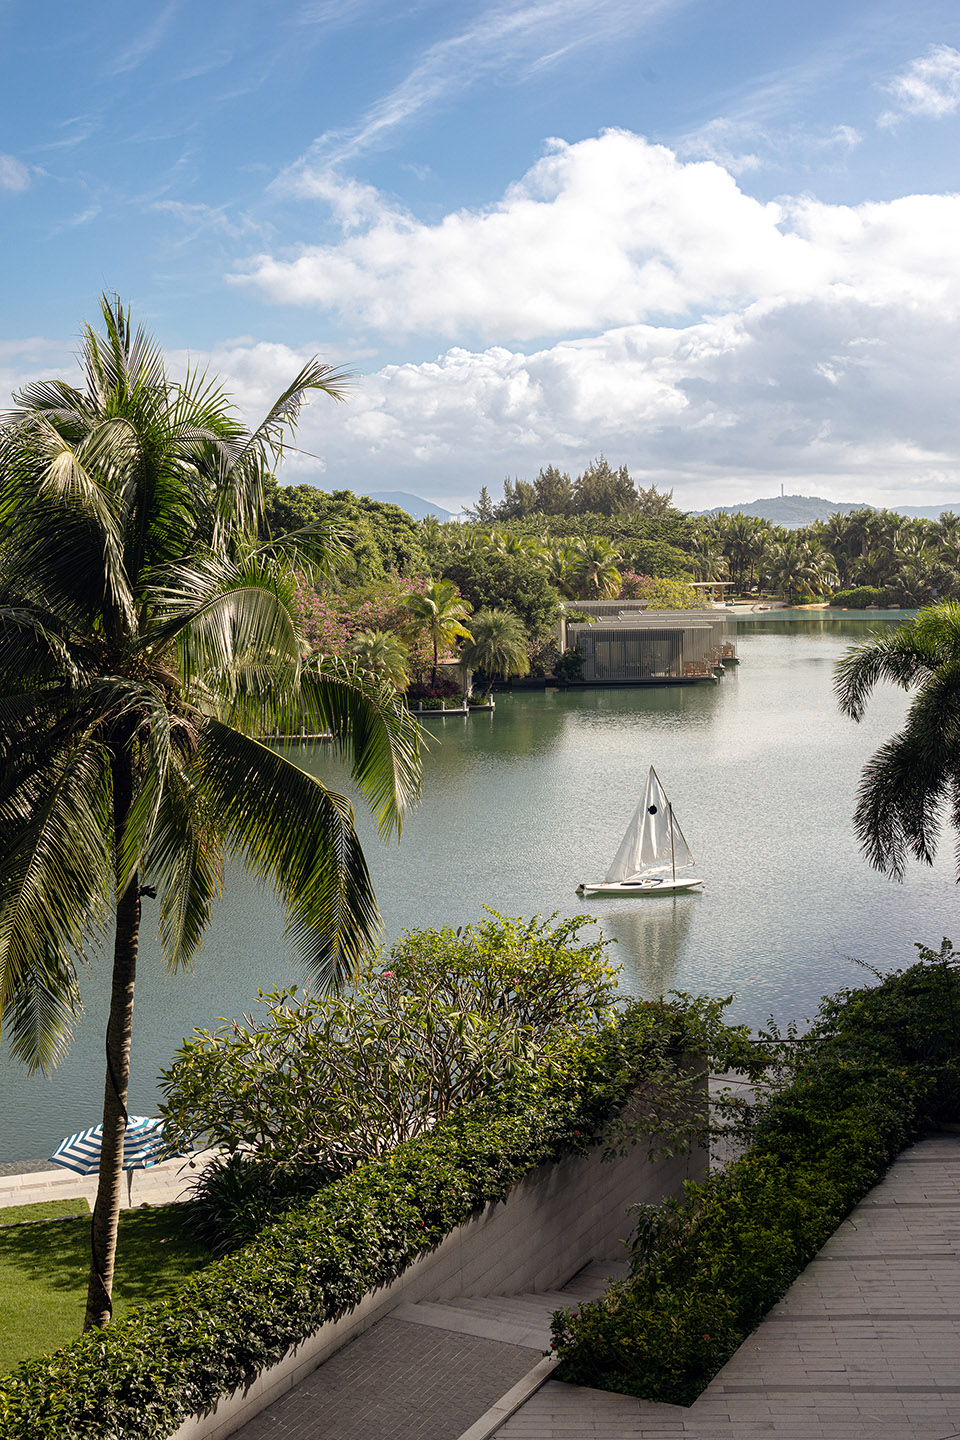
left=828, top=586, right=889, bottom=607
left=0, top=998, right=703, bottom=1440
left=551, top=948, right=960, bottom=1404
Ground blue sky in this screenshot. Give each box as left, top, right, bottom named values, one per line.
left=3, top=0, right=960, bottom=510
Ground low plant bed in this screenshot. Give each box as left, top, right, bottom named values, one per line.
left=550, top=941, right=960, bottom=1404
left=0, top=1204, right=212, bottom=1375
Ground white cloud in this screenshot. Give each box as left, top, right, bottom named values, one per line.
left=241, top=132, right=811, bottom=339
left=880, top=44, right=960, bottom=126
left=238, top=130, right=960, bottom=345
left=0, top=155, right=30, bottom=192
left=187, top=283, right=960, bottom=512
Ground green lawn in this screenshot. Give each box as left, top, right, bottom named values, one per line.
left=0, top=1203, right=212, bottom=1373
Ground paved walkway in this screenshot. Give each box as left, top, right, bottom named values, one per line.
left=232, top=1261, right=627, bottom=1440
left=499, top=1132, right=960, bottom=1439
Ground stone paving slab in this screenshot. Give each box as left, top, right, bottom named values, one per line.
left=233, top=1318, right=538, bottom=1440
left=497, top=1133, right=960, bottom=1440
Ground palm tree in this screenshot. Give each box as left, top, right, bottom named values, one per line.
left=460, top=608, right=530, bottom=697
left=350, top=628, right=410, bottom=692
left=0, top=296, right=421, bottom=1330
left=573, top=539, right=622, bottom=600
left=405, top=579, right=472, bottom=688
left=543, top=544, right=582, bottom=598
left=835, top=603, right=960, bottom=879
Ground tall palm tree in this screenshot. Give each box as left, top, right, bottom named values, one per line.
left=0, top=296, right=421, bottom=1330
left=835, top=603, right=960, bottom=880
left=460, top=607, right=530, bottom=697
left=405, top=579, right=472, bottom=688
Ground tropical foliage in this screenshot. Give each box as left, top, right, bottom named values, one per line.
left=552, top=941, right=960, bottom=1403
left=0, top=989, right=738, bottom=1440
left=835, top=603, right=960, bottom=880
left=159, top=913, right=618, bottom=1225
left=0, top=296, right=421, bottom=1330
left=459, top=608, right=531, bottom=694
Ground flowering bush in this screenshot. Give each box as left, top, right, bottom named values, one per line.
left=291, top=574, right=435, bottom=677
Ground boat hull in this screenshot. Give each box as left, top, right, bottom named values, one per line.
left=576, top=876, right=704, bottom=896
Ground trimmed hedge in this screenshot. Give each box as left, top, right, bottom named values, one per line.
left=0, top=998, right=707, bottom=1439
left=828, top=586, right=888, bottom=608
left=551, top=948, right=959, bottom=1404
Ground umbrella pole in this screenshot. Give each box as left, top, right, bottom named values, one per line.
left=126, top=1169, right=133, bottom=1208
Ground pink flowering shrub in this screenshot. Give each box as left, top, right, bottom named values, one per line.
left=290, top=574, right=445, bottom=681
left=618, top=572, right=656, bottom=600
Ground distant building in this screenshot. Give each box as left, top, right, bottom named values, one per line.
left=560, top=601, right=737, bottom=685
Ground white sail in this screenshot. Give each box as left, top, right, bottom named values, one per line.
left=603, top=767, right=694, bottom=882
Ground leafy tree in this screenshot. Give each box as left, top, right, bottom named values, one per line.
left=494, top=476, right=538, bottom=520
left=534, top=465, right=575, bottom=515
left=440, top=549, right=561, bottom=645
left=634, top=483, right=676, bottom=519
left=263, top=483, right=427, bottom=582
left=0, top=296, right=421, bottom=1330
left=160, top=912, right=618, bottom=1177
left=460, top=608, right=531, bottom=696
left=835, top=603, right=960, bottom=879
left=464, top=485, right=495, bottom=523
left=405, top=579, right=472, bottom=687
left=574, top=456, right=637, bottom=515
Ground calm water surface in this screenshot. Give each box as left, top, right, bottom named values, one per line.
left=2, top=611, right=955, bottom=1163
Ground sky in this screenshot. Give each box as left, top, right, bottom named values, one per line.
left=2, top=0, right=960, bottom=513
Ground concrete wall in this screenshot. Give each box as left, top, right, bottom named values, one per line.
left=172, top=1080, right=707, bottom=1440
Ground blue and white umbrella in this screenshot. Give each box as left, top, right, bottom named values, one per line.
left=50, top=1116, right=170, bottom=1204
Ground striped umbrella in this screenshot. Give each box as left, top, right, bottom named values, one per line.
left=50, top=1116, right=170, bottom=1205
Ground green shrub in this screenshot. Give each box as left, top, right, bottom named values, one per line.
left=550, top=946, right=959, bottom=1404
left=161, top=914, right=619, bottom=1179
left=828, top=586, right=888, bottom=608
left=554, top=648, right=584, bottom=683
left=0, top=995, right=729, bottom=1439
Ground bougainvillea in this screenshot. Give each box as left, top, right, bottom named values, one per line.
left=290, top=574, right=463, bottom=682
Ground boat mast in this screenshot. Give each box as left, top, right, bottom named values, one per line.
left=669, top=802, right=676, bottom=884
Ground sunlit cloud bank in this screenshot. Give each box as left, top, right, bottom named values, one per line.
left=238, top=131, right=960, bottom=343
left=219, top=129, right=960, bottom=508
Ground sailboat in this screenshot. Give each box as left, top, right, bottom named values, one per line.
left=577, top=767, right=704, bottom=896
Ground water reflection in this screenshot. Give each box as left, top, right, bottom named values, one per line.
left=592, top=894, right=699, bottom=998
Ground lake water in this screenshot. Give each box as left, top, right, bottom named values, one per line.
left=2, top=610, right=956, bottom=1165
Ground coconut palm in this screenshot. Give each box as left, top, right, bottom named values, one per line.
left=543, top=544, right=583, bottom=598
left=573, top=539, right=622, bottom=600
left=0, top=296, right=421, bottom=1330
left=835, top=603, right=960, bottom=880
left=350, top=628, right=410, bottom=693
left=460, top=608, right=530, bottom=697
left=405, top=579, right=473, bottom=688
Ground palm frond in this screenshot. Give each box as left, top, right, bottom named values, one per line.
left=145, top=769, right=223, bottom=971
left=195, top=719, right=380, bottom=987
left=298, top=657, right=422, bottom=839
left=1, top=945, right=82, bottom=1075
left=0, top=741, right=112, bottom=1037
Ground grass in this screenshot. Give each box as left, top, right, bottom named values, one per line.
left=0, top=1204, right=212, bottom=1373
left=0, top=1198, right=90, bottom=1227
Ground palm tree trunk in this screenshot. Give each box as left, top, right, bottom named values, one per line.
left=84, top=749, right=140, bottom=1331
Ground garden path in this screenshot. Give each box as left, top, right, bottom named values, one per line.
left=497, top=1131, right=960, bottom=1439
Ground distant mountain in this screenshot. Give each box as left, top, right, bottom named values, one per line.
left=364, top=491, right=454, bottom=521
left=694, top=494, right=960, bottom=528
